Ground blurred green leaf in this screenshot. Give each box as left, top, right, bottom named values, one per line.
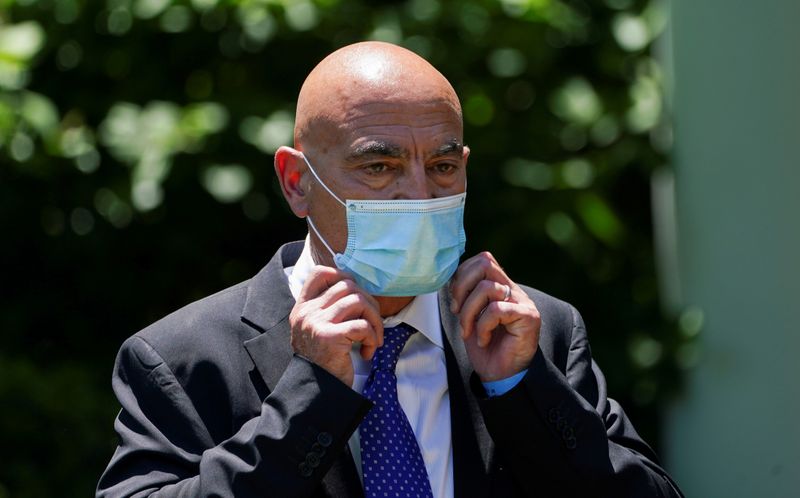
left=577, top=193, right=624, bottom=246
left=0, top=21, right=44, bottom=61
left=550, top=77, right=603, bottom=126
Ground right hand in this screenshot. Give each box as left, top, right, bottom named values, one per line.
left=289, top=265, right=384, bottom=387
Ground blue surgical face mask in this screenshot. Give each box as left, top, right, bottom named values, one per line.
left=301, top=153, right=467, bottom=297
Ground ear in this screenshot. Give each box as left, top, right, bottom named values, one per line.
left=274, top=146, right=309, bottom=218
left=462, top=145, right=471, bottom=167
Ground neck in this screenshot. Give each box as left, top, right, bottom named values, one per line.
left=376, top=296, right=415, bottom=317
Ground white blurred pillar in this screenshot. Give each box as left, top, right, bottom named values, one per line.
left=665, top=1, right=800, bottom=496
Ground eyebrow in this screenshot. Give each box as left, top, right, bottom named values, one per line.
left=347, top=141, right=408, bottom=161
left=346, top=139, right=464, bottom=162
left=429, top=140, right=464, bottom=158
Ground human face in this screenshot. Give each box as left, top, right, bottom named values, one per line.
left=302, top=98, right=469, bottom=262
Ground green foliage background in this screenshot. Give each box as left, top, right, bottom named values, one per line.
left=0, top=0, right=692, bottom=496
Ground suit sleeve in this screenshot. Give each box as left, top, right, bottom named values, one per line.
left=96, top=336, right=371, bottom=498
left=474, top=304, right=684, bottom=498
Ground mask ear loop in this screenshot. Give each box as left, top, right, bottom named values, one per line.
left=306, top=216, right=337, bottom=261
left=300, top=153, right=344, bottom=261
left=301, top=153, right=346, bottom=206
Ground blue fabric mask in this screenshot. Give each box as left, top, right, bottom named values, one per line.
left=301, top=153, right=467, bottom=297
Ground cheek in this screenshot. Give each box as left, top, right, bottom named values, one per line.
left=431, top=171, right=467, bottom=197
left=308, top=193, right=349, bottom=250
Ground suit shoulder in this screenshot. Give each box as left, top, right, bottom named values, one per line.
left=131, top=280, right=253, bottom=364
left=517, top=284, right=579, bottom=330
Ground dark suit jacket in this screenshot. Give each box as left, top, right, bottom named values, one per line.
left=97, top=241, right=683, bottom=498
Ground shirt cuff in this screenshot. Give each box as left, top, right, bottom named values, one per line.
left=482, top=370, right=527, bottom=397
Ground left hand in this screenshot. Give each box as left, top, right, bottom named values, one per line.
left=449, top=251, right=541, bottom=382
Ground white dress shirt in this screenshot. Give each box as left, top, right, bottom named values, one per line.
left=285, top=236, right=454, bottom=498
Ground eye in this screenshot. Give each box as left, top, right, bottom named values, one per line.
left=430, top=162, right=458, bottom=175
left=363, top=162, right=391, bottom=175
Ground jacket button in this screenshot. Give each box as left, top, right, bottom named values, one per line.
left=317, top=432, right=333, bottom=447
left=547, top=408, right=559, bottom=423
left=306, top=452, right=321, bottom=468
left=298, top=462, right=313, bottom=477
left=565, top=436, right=577, bottom=450
left=310, top=442, right=327, bottom=457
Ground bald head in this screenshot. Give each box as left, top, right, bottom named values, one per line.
left=295, top=41, right=462, bottom=151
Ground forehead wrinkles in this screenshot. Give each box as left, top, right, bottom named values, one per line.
left=342, top=101, right=463, bottom=138
left=344, top=99, right=460, bottom=121
left=300, top=96, right=461, bottom=156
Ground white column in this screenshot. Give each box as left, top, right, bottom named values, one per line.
left=665, top=1, right=800, bottom=496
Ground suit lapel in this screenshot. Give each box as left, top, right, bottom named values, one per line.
left=439, top=288, right=493, bottom=498
left=241, top=242, right=300, bottom=390
left=240, top=241, right=364, bottom=498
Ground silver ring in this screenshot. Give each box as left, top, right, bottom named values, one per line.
left=502, top=284, right=511, bottom=302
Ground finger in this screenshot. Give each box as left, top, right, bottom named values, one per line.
left=459, top=280, right=508, bottom=339
left=316, top=278, right=378, bottom=310
left=330, top=319, right=380, bottom=360
left=327, top=292, right=383, bottom=327
left=308, top=270, right=382, bottom=326
left=450, top=252, right=510, bottom=314
left=298, top=265, right=353, bottom=302
left=474, top=301, right=523, bottom=348
left=324, top=293, right=384, bottom=347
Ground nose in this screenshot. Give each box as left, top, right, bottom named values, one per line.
left=397, top=162, right=434, bottom=200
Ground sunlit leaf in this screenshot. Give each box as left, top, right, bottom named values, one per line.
left=550, top=77, right=602, bottom=125
left=0, top=21, right=45, bottom=61
left=202, top=164, right=253, bottom=203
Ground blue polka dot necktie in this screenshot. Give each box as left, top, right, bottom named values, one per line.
left=359, top=323, right=434, bottom=498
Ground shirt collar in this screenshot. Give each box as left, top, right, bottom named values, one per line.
left=381, top=292, right=443, bottom=348
left=285, top=235, right=314, bottom=300
left=285, top=235, right=443, bottom=349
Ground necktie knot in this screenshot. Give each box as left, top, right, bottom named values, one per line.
left=371, top=322, right=415, bottom=372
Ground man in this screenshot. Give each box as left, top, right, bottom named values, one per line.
left=97, top=42, right=683, bottom=497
